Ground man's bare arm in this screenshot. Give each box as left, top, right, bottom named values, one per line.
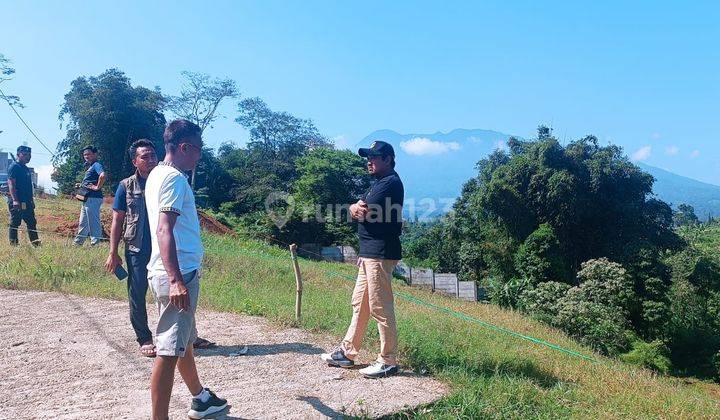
left=104, top=210, right=125, bottom=273
left=91, top=171, right=106, bottom=191
left=157, top=211, right=189, bottom=310
left=7, top=178, right=19, bottom=208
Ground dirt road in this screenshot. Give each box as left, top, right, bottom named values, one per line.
left=0, top=289, right=445, bottom=419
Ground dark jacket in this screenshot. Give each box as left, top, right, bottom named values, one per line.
left=357, top=170, right=404, bottom=260
left=120, top=172, right=148, bottom=253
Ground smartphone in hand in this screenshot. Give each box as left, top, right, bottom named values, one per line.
left=114, top=265, right=128, bottom=280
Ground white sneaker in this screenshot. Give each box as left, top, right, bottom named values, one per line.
left=359, top=361, right=398, bottom=378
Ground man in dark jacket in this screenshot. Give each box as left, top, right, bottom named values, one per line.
left=105, top=139, right=159, bottom=356
left=321, top=140, right=404, bottom=378
left=7, top=145, right=40, bottom=246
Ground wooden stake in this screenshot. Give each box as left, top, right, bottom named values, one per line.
left=289, top=244, right=303, bottom=322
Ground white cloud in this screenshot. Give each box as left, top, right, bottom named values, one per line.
left=34, top=164, right=57, bottom=193
left=651, top=132, right=661, bottom=140
left=399, top=137, right=461, bottom=156
left=690, top=149, right=700, bottom=158
left=494, top=140, right=507, bottom=151
left=665, top=145, right=679, bottom=156
left=331, top=134, right=353, bottom=150
left=631, top=145, right=652, bottom=161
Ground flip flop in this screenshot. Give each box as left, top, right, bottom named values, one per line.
left=193, top=337, right=217, bottom=349
left=140, top=343, right=156, bottom=358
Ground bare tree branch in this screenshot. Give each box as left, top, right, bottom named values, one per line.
left=167, top=71, right=239, bottom=133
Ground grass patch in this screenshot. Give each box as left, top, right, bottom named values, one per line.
left=1, top=197, right=719, bottom=418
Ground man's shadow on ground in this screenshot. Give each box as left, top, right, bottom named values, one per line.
left=194, top=342, right=324, bottom=357
left=200, top=405, right=245, bottom=420
left=201, top=399, right=344, bottom=419
left=296, top=396, right=345, bottom=419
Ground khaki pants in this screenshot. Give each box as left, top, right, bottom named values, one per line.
left=341, top=257, right=399, bottom=365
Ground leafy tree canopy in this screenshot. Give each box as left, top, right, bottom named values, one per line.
left=53, top=69, right=166, bottom=194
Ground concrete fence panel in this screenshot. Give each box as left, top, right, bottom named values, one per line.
left=321, top=246, right=344, bottom=262
left=410, top=268, right=434, bottom=287
left=458, top=281, right=478, bottom=301
left=434, top=273, right=459, bottom=296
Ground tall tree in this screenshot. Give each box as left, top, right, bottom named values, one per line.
left=293, top=148, right=370, bottom=209
left=53, top=69, right=166, bottom=194
left=167, top=71, right=238, bottom=132
left=673, top=204, right=699, bottom=227
left=292, top=148, right=372, bottom=244
left=167, top=71, right=239, bottom=190
left=221, top=97, right=331, bottom=214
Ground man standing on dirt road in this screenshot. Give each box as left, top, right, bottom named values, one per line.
left=105, top=139, right=216, bottom=359
left=7, top=145, right=40, bottom=246
left=321, top=140, right=404, bottom=379
left=105, top=139, right=158, bottom=357
left=145, top=119, right=228, bottom=420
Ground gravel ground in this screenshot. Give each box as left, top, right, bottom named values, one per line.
left=0, top=289, right=446, bottom=419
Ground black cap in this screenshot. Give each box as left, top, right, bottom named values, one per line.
left=17, top=145, right=31, bottom=153
left=358, top=141, right=394, bottom=158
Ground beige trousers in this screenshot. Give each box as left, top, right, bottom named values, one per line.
left=341, top=257, right=399, bottom=365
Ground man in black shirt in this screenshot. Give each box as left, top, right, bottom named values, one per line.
left=7, top=145, right=40, bottom=246
left=321, top=140, right=404, bottom=378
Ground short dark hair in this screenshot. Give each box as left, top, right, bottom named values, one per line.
left=164, top=119, right=201, bottom=151
left=82, top=145, right=98, bottom=154
left=128, top=139, right=155, bottom=160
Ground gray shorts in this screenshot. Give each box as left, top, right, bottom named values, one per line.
left=149, top=270, right=200, bottom=357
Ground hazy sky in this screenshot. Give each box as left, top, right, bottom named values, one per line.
left=1, top=1, right=718, bottom=189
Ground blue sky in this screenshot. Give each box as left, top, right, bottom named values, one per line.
left=1, top=1, right=718, bottom=189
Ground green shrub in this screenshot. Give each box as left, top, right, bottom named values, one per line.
left=548, top=259, right=634, bottom=355
left=487, top=277, right=531, bottom=307
left=554, top=291, right=631, bottom=355
left=574, top=258, right=633, bottom=309
left=518, top=281, right=571, bottom=324
left=620, top=340, right=673, bottom=374
left=516, top=259, right=635, bottom=355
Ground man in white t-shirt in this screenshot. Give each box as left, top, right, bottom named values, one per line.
left=145, top=119, right=228, bottom=420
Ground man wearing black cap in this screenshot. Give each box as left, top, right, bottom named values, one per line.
left=7, top=145, right=40, bottom=246
left=321, top=140, right=404, bottom=378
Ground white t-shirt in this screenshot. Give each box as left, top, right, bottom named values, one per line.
left=145, top=162, right=204, bottom=277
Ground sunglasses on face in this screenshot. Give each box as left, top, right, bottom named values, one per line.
left=366, top=155, right=387, bottom=162
left=181, top=142, right=203, bottom=153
